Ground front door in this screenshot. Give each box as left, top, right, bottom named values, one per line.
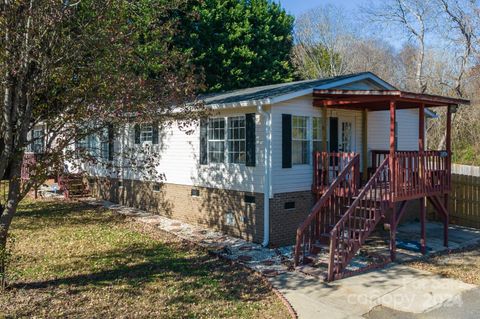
left=339, top=118, right=355, bottom=153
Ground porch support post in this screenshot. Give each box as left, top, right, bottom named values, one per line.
left=322, top=106, right=328, bottom=153
left=321, top=107, right=329, bottom=189
left=389, top=100, right=397, bottom=262
left=420, top=198, right=426, bottom=254
left=444, top=105, right=453, bottom=247
left=419, top=103, right=426, bottom=254
left=419, top=103, right=425, bottom=153
left=362, top=108, right=368, bottom=182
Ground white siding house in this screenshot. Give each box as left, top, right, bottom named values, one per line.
left=82, top=72, right=435, bottom=246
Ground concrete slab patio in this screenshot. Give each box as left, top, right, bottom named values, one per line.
left=81, top=198, right=480, bottom=319
left=270, top=265, right=476, bottom=319
left=365, top=287, right=480, bottom=319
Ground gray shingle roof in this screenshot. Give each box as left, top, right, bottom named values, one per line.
left=201, top=72, right=372, bottom=105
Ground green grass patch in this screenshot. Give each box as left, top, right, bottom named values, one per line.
left=0, top=197, right=289, bottom=318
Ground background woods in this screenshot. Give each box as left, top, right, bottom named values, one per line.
left=292, top=0, right=480, bottom=165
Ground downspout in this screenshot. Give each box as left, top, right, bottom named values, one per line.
left=257, top=104, right=272, bottom=247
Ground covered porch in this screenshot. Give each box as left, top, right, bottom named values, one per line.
left=311, top=89, right=469, bottom=260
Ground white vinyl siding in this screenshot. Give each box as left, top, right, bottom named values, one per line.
left=79, top=107, right=265, bottom=194
left=271, top=96, right=363, bottom=194
left=75, top=78, right=421, bottom=197
left=367, top=109, right=420, bottom=165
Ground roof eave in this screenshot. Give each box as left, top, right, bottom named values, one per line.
left=207, top=98, right=271, bottom=110
left=313, top=89, right=471, bottom=106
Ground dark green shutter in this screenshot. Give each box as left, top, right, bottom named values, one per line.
left=134, top=124, right=140, bottom=144
left=152, top=122, right=159, bottom=144
left=200, top=119, right=208, bottom=165
left=282, top=114, right=292, bottom=168
left=108, top=124, right=114, bottom=161
left=245, top=113, right=256, bottom=167
left=329, top=118, right=338, bottom=152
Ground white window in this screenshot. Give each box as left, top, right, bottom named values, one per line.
left=86, top=134, right=99, bottom=157
left=292, top=116, right=309, bottom=165
left=140, top=124, right=153, bottom=143
left=312, top=117, right=326, bottom=153
left=100, top=127, right=110, bottom=160
left=32, top=129, right=44, bottom=154
left=208, top=118, right=226, bottom=163
left=228, top=116, right=246, bottom=164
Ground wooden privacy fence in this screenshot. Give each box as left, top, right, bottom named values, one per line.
left=443, top=164, right=480, bottom=229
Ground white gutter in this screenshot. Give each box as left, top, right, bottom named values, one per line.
left=257, top=104, right=272, bottom=247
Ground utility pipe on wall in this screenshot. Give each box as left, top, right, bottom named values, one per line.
left=257, top=104, right=272, bottom=247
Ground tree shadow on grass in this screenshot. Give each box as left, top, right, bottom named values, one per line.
left=14, top=201, right=121, bottom=232
left=10, top=243, right=269, bottom=304
left=9, top=200, right=273, bottom=306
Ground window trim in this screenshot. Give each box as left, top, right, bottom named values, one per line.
left=31, top=128, right=45, bottom=154
left=205, top=115, right=248, bottom=166
left=207, top=117, right=226, bottom=164
left=140, top=123, right=154, bottom=144
left=291, top=115, right=310, bottom=166
left=227, top=116, right=246, bottom=165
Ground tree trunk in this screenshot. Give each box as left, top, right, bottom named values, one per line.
left=0, top=155, right=22, bottom=288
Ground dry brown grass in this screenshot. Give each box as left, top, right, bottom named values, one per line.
left=0, top=198, right=290, bottom=319
left=408, top=246, right=480, bottom=285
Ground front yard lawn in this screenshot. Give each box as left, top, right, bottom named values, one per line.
left=408, top=246, right=480, bottom=285
left=0, top=198, right=290, bottom=318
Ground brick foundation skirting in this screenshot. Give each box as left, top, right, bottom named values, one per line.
left=268, top=191, right=316, bottom=247
left=88, top=177, right=424, bottom=248
left=88, top=177, right=264, bottom=243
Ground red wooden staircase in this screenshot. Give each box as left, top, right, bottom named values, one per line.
left=294, top=150, right=451, bottom=281
left=58, top=173, right=90, bottom=199
left=294, top=153, right=391, bottom=281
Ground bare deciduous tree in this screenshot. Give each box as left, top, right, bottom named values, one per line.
left=293, top=5, right=352, bottom=79
left=364, top=0, right=435, bottom=93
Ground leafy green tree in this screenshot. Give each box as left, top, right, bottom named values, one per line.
left=0, top=0, right=201, bottom=285
left=188, top=0, right=295, bottom=92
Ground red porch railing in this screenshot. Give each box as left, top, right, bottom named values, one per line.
left=371, top=150, right=451, bottom=201
left=328, top=156, right=390, bottom=281
left=312, top=152, right=358, bottom=194
left=295, top=154, right=360, bottom=266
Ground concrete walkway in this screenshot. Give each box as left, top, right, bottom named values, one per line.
left=365, top=287, right=480, bottom=319
left=83, top=198, right=480, bottom=319
left=269, top=265, right=476, bottom=319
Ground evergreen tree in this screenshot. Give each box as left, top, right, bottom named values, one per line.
left=189, top=0, right=295, bottom=92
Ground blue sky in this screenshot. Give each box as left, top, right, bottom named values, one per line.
left=276, top=0, right=374, bottom=17
left=275, top=0, right=406, bottom=49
